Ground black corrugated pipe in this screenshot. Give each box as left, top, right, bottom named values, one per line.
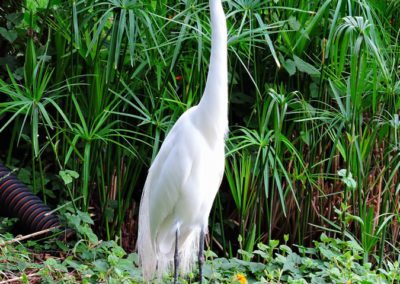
left=0, top=163, right=61, bottom=233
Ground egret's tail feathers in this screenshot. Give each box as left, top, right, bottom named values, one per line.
left=156, top=229, right=200, bottom=279
left=137, top=183, right=157, bottom=282
left=138, top=193, right=202, bottom=281
left=179, top=229, right=200, bottom=274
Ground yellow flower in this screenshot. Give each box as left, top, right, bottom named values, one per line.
left=347, top=281, right=352, bottom=284
left=232, top=273, right=248, bottom=284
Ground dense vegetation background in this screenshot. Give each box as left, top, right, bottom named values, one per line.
left=0, top=0, right=399, bottom=278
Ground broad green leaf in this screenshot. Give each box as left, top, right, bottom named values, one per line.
left=0, top=27, right=17, bottom=42
left=282, top=58, right=296, bottom=76
left=293, top=55, right=320, bottom=76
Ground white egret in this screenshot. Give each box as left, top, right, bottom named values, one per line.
left=136, top=0, right=228, bottom=283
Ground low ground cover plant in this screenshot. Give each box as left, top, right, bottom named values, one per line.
left=1, top=211, right=399, bottom=283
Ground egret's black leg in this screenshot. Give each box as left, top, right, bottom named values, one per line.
left=198, top=228, right=205, bottom=284
left=174, top=229, right=179, bottom=284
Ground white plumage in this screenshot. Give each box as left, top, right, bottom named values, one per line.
left=137, top=0, right=228, bottom=282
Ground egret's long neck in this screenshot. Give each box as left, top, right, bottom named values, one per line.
left=197, top=0, right=228, bottom=137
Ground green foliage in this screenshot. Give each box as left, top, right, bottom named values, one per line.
left=0, top=218, right=18, bottom=234
left=0, top=0, right=399, bottom=270
left=1, top=213, right=399, bottom=284
left=0, top=211, right=142, bottom=283
left=203, top=234, right=400, bottom=284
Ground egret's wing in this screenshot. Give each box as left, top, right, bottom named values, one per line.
left=137, top=128, right=190, bottom=279
left=142, top=108, right=198, bottom=250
